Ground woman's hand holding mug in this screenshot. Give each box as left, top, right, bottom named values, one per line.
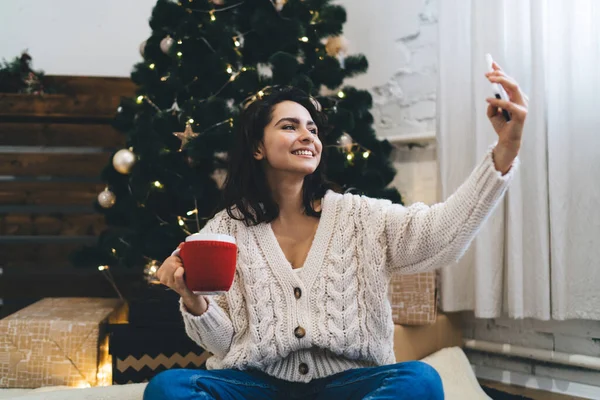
left=157, top=233, right=237, bottom=316
left=156, top=251, right=208, bottom=316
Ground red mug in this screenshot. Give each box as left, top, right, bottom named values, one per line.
left=178, top=233, right=237, bottom=295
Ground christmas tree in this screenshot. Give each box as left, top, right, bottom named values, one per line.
left=74, top=0, right=401, bottom=286
left=0, top=51, right=52, bottom=94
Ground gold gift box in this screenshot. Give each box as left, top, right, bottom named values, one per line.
left=0, top=298, right=126, bottom=388
left=388, top=271, right=437, bottom=325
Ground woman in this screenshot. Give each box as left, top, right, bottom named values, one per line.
left=145, top=62, right=527, bottom=399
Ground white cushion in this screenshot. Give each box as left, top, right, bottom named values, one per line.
left=1, top=347, right=489, bottom=400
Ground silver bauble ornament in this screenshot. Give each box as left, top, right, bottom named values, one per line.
left=160, top=36, right=174, bottom=54
left=139, top=40, right=147, bottom=57
left=98, top=188, right=116, bottom=208
left=112, top=148, right=136, bottom=174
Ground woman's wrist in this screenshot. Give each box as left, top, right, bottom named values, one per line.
left=182, top=293, right=208, bottom=316
left=492, top=141, right=520, bottom=175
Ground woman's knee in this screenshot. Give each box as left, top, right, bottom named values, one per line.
left=402, top=361, right=443, bottom=399
left=144, top=369, right=198, bottom=400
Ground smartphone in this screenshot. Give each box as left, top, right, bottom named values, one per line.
left=485, top=53, right=511, bottom=121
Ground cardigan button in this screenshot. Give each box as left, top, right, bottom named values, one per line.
left=294, top=287, right=302, bottom=299
left=299, top=363, right=309, bottom=375
left=294, top=326, right=306, bottom=338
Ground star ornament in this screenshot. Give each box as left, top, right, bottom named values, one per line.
left=173, top=123, right=199, bottom=150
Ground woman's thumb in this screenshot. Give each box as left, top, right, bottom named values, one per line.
left=173, top=266, right=191, bottom=295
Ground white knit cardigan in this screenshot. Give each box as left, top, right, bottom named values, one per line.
left=178, top=145, right=518, bottom=382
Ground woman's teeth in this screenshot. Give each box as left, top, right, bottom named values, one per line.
left=292, top=150, right=313, bottom=156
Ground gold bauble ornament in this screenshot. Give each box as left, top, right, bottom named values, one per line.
left=325, top=36, right=349, bottom=57
left=98, top=188, right=116, bottom=208
left=112, top=148, right=136, bottom=174
left=160, top=36, right=174, bottom=54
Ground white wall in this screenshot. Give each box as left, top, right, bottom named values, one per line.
left=0, top=0, right=155, bottom=77
left=340, top=0, right=438, bottom=139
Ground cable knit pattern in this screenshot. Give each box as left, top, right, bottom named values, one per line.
left=179, top=144, right=519, bottom=382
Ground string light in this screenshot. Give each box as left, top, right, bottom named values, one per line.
left=330, top=133, right=373, bottom=162
left=177, top=51, right=183, bottom=57
left=184, top=1, right=245, bottom=15
left=149, top=63, right=155, bottom=70
left=300, top=36, right=309, bottom=42
left=177, top=40, right=182, bottom=44
left=153, top=181, right=164, bottom=189
left=111, top=248, right=117, bottom=255
left=178, top=217, right=185, bottom=226
left=144, top=260, right=161, bottom=285
left=98, top=258, right=125, bottom=300
left=210, top=11, right=216, bottom=21
left=242, top=67, right=247, bottom=71
left=160, top=76, right=168, bottom=81
left=226, top=66, right=233, bottom=74
left=187, top=209, right=198, bottom=216
left=139, top=96, right=160, bottom=112
left=96, top=363, right=112, bottom=387
left=258, top=90, right=265, bottom=97
left=234, top=39, right=241, bottom=47
left=337, top=91, right=345, bottom=98
left=188, top=118, right=195, bottom=124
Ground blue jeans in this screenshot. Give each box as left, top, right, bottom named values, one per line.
left=143, top=361, right=443, bottom=400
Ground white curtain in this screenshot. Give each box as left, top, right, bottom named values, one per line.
left=437, top=0, right=600, bottom=320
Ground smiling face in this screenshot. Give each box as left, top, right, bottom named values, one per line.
left=254, top=100, right=323, bottom=177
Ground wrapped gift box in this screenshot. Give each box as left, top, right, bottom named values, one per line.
left=109, top=289, right=208, bottom=384
left=388, top=271, right=437, bottom=325
left=109, top=322, right=209, bottom=384
left=0, top=297, right=126, bottom=388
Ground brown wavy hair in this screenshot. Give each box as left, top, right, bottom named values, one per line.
left=221, top=86, right=335, bottom=226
